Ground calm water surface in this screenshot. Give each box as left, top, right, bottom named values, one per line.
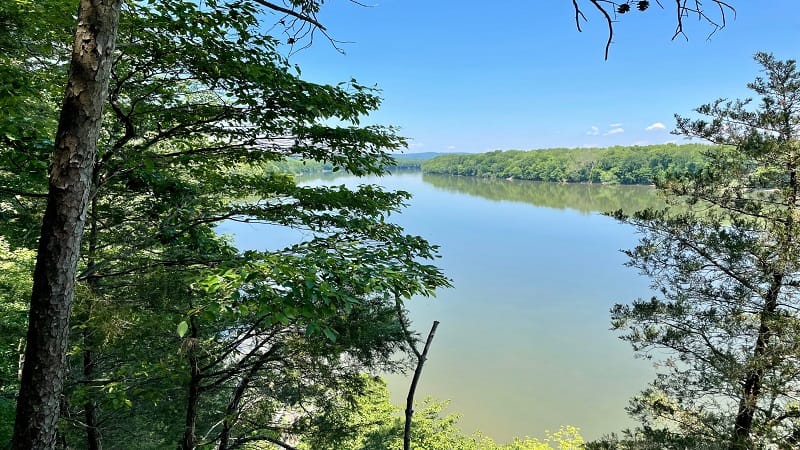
left=218, top=171, right=662, bottom=442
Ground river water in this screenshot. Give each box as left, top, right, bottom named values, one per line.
left=218, top=171, right=663, bottom=442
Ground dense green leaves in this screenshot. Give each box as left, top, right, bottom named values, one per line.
left=422, top=144, right=711, bottom=185
left=1, top=0, right=450, bottom=447
left=0, top=238, right=34, bottom=443
left=301, top=377, right=585, bottom=450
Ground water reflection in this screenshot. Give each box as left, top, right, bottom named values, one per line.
left=271, top=171, right=658, bottom=442
left=422, top=174, right=665, bottom=215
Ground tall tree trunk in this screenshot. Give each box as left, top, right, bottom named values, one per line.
left=182, top=314, right=202, bottom=450
left=731, top=274, right=783, bottom=449
left=11, top=0, right=121, bottom=448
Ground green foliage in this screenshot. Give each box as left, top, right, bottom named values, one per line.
left=586, top=428, right=726, bottom=449
left=1, top=0, right=450, bottom=447
left=234, top=155, right=423, bottom=178
left=421, top=144, right=711, bottom=185
left=611, top=53, right=800, bottom=449
left=0, top=237, right=34, bottom=444
left=0, top=0, right=72, bottom=249
left=301, top=377, right=585, bottom=450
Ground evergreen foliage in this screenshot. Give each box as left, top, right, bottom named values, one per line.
left=612, top=53, right=800, bottom=449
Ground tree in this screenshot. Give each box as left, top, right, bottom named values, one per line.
left=572, top=0, right=736, bottom=59
left=3, top=0, right=449, bottom=447
left=0, top=239, right=34, bottom=443
left=612, top=53, right=800, bottom=449
left=3, top=0, right=744, bottom=446
left=3, top=0, right=379, bottom=446
left=10, top=0, right=123, bottom=447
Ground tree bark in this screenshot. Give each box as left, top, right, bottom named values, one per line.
left=182, top=314, right=202, bottom=450
left=731, top=274, right=783, bottom=450
left=11, top=0, right=121, bottom=448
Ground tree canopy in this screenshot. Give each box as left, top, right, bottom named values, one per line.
left=1, top=0, right=752, bottom=447
left=1, top=0, right=449, bottom=447
left=612, top=53, right=800, bottom=449
left=421, top=144, right=711, bottom=185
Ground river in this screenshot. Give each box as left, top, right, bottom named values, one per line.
left=217, top=171, right=662, bottom=443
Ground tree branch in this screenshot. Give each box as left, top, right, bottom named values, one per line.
left=400, top=313, right=440, bottom=450
left=0, top=187, right=48, bottom=199
left=589, top=0, right=614, bottom=60
left=251, top=0, right=327, bottom=31
left=572, top=0, right=737, bottom=60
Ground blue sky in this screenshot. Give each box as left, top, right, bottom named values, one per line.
left=282, top=1, right=800, bottom=153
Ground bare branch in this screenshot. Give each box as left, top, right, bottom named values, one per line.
left=403, top=320, right=439, bottom=450
left=589, top=0, right=615, bottom=60
left=572, top=0, right=588, bottom=32
left=572, top=0, right=737, bottom=59
left=251, top=0, right=326, bottom=31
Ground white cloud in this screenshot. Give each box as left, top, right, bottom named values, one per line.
left=646, top=122, right=666, bottom=131
left=604, top=127, right=624, bottom=136
left=609, top=122, right=623, bottom=127
left=408, top=141, right=424, bottom=148
left=447, top=145, right=456, bottom=150
left=586, top=126, right=600, bottom=136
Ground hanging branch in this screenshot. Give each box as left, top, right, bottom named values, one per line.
left=572, top=0, right=736, bottom=59
left=251, top=0, right=327, bottom=31
left=250, top=0, right=364, bottom=54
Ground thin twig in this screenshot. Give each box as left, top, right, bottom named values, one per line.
left=251, top=0, right=327, bottom=31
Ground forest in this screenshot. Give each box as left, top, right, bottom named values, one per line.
left=4, top=0, right=800, bottom=448
left=420, top=144, right=711, bottom=185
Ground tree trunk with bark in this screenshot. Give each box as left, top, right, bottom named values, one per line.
left=730, top=274, right=784, bottom=449
left=182, top=314, right=202, bottom=450
left=11, top=0, right=121, bottom=448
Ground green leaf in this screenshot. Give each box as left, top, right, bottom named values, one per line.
left=177, top=321, right=189, bottom=338
left=322, top=327, right=337, bottom=342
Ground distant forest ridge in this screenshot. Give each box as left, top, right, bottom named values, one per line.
left=421, top=144, right=714, bottom=185
left=259, top=152, right=437, bottom=174
left=390, top=151, right=456, bottom=160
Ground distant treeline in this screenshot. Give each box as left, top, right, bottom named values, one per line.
left=253, top=157, right=423, bottom=175
left=421, top=144, right=714, bottom=185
